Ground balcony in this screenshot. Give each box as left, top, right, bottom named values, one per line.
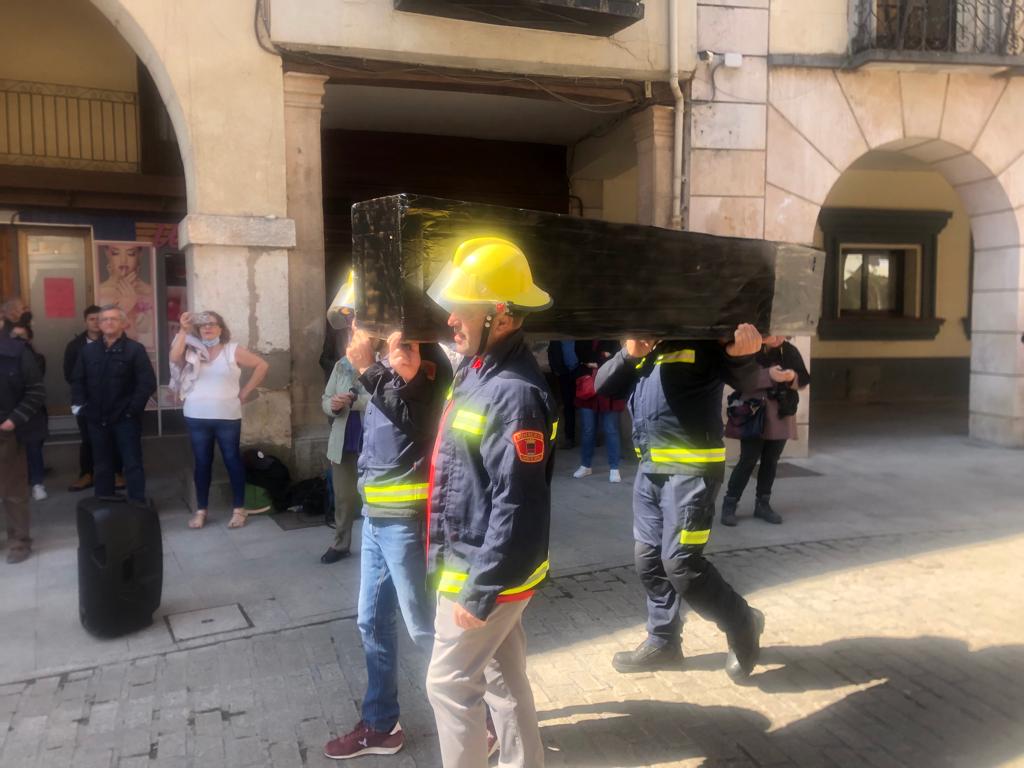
left=852, top=0, right=1024, bottom=57
left=392, top=0, right=645, bottom=36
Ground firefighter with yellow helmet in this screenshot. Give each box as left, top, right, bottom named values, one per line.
left=423, top=237, right=556, bottom=768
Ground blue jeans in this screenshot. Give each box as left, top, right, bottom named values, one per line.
left=185, top=417, right=246, bottom=509
left=89, top=418, right=145, bottom=502
left=357, top=516, right=435, bottom=732
left=580, top=408, right=620, bottom=469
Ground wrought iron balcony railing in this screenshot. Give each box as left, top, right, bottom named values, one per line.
left=852, top=0, right=1024, bottom=56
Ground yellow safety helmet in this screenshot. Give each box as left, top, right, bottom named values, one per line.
left=327, top=270, right=356, bottom=330
left=427, top=237, right=552, bottom=314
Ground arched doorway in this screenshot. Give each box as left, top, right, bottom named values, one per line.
left=765, top=69, right=1024, bottom=447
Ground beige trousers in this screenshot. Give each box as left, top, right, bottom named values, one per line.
left=427, top=594, right=544, bottom=768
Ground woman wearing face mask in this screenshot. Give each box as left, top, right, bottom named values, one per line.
left=170, top=311, right=269, bottom=529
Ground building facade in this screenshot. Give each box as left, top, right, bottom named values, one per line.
left=1, top=0, right=1022, bottom=473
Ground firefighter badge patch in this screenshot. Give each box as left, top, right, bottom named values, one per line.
left=512, top=430, right=545, bottom=463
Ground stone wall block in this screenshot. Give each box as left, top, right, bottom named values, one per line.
left=997, top=153, right=1024, bottom=210
left=973, top=246, right=1024, bottom=292
left=971, top=331, right=1024, bottom=376
left=763, top=184, right=820, bottom=245
left=973, top=79, right=1024, bottom=176
left=690, top=149, right=765, bottom=197
left=969, top=412, right=1024, bottom=446
left=691, top=103, right=767, bottom=150
left=970, top=372, right=1024, bottom=418
left=904, top=140, right=966, bottom=164
left=971, top=289, right=1024, bottom=333
left=688, top=196, right=764, bottom=238
left=241, top=390, right=293, bottom=452
left=835, top=70, right=904, bottom=149
left=941, top=74, right=1007, bottom=151
left=956, top=178, right=1014, bottom=217
left=766, top=107, right=839, bottom=205
left=770, top=68, right=867, bottom=170
left=971, top=210, right=1021, bottom=251
left=252, top=249, right=291, bottom=353
left=691, top=57, right=768, bottom=104
left=933, top=153, right=995, bottom=186
left=697, top=6, right=768, bottom=56
left=899, top=72, right=948, bottom=140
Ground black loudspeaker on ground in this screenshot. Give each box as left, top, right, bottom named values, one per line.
left=77, top=496, right=163, bottom=638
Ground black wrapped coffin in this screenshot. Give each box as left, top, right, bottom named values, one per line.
left=351, top=194, right=823, bottom=341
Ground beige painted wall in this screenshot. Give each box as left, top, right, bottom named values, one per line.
left=602, top=167, right=639, bottom=224
left=0, top=0, right=137, bottom=92
left=89, top=0, right=288, bottom=218
left=813, top=169, right=973, bottom=359
left=769, top=0, right=849, bottom=56
left=270, top=0, right=697, bottom=79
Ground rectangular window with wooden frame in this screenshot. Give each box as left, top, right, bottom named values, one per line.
left=818, top=209, right=950, bottom=341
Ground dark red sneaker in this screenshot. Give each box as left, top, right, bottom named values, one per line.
left=324, top=721, right=404, bottom=760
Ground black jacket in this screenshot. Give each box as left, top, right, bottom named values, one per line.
left=427, top=330, right=557, bottom=620
left=356, top=342, right=452, bottom=518
left=71, top=334, right=156, bottom=425
left=63, top=331, right=97, bottom=385
left=595, top=340, right=759, bottom=477
left=0, top=337, right=46, bottom=443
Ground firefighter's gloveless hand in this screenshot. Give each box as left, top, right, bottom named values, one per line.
left=726, top=323, right=762, bottom=357
left=453, top=603, right=486, bottom=629
left=387, top=332, right=421, bottom=383
left=346, top=328, right=376, bottom=374
left=625, top=339, right=655, bottom=359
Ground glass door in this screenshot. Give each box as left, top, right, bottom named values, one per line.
left=17, top=227, right=93, bottom=432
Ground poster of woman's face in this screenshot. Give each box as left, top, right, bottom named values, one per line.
left=94, top=241, right=157, bottom=359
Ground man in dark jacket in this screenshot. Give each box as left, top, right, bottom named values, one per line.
left=424, top=237, right=556, bottom=768
left=71, top=305, right=156, bottom=502
left=0, top=334, right=46, bottom=563
left=63, top=304, right=104, bottom=491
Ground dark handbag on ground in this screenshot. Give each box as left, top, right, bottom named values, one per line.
left=575, top=370, right=597, bottom=400
left=726, top=391, right=766, bottom=439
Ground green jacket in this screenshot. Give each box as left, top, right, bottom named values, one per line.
left=322, top=358, right=369, bottom=464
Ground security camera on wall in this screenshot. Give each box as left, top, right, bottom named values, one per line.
left=698, top=50, right=717, bottom=63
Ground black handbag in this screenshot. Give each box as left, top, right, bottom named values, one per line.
left=726, top=391, right=766, bottom=439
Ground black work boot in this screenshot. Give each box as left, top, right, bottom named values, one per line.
left=612, top=638, right=684, bottom=673
left=720, top=496, right=739, bottom=527
left=725, top=607, right=765, bottom=682
left=753, top=496, right=783, bottom=524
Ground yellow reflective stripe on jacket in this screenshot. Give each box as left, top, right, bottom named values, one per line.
left=679, top=529, right=711, bottom=546
left=634, top=446, right=642, bottom=458
left=655, top=349, right=695, bottom=365
left=650, top=447, right=726, bottom=464
left=364, top=482, right=430, bottom=504
left=551, top=420, right=559, bottom=441
left=451, top=409, right=486, bottom=436
left=437, top=559, right=550, bottom=596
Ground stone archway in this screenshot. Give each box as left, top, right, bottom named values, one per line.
left=764, top=69, right=1024, bottom=447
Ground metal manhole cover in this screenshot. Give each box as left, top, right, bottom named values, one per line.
left=165, top=604, right=253, bottom=642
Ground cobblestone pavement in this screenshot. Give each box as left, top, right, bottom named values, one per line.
left=2, top=527, right=1021, bottom=768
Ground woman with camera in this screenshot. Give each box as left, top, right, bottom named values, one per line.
left=722, top=335, right=809, bottom=526
left=170, top=311, right=269, bottom=529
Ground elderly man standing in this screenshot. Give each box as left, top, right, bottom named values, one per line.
left=0, top=330, right=46, bottom=563
left=71, top=305, right=156, bottom=502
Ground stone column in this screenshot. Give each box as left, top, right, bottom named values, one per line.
left=283, top=72, right=330, bottom=471
left=179, top=214, right=296, bottom=455
left=969, top=242, right=1024, bottom=447
left=631, top=106, right=676, bottom=229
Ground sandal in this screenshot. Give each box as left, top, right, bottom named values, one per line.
left=227, top=509, right=248, bottom=529
left=188, top=510, right=207, bottom=529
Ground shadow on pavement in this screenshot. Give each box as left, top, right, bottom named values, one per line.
left=539, top=636, right=1024, bottom=768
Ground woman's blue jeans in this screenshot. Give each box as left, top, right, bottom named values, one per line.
left=185, top=417, right=246, bottom=508
left=580, top=408, right=621, bottom=469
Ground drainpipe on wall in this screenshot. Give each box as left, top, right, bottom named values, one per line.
left=668, top=0, right=685, bottom=230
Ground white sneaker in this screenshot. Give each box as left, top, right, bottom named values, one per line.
left=32, top=484, right=48, bottom=501
left=609, top=469, right=621, bottom=483
left=572, top=466, right=593, bottom=479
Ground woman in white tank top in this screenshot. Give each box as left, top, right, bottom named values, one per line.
left=170, top=311, right=269, bottom=529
